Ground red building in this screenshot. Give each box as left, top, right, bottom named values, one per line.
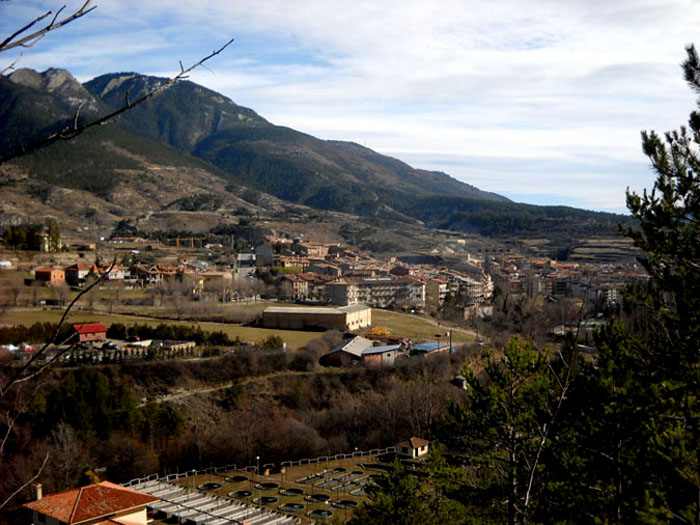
left=72, top=323, right=108, bottom=343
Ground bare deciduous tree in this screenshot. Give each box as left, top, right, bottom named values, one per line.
left=51, top=423, right=87, bottom=490
left=1, top=0, right=96, bottom=74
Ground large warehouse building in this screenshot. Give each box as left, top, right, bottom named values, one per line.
left=262, top=304, right=371, bottom=331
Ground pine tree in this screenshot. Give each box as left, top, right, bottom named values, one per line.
left=439, top=337, right=569, bottom=524
left=541, top=45, right=700, bottom=524
left=623, top=45, right=700, bottom=523
left=348, top=459, right=437, bottom=525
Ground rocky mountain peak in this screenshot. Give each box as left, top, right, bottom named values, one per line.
left=7, top=68, right=44, bottom=90
left=42, top=68, right=82, bottom=93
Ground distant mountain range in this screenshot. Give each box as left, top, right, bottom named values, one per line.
left=0, top=68, right=628, bottom=239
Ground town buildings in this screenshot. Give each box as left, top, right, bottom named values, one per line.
left=26, top=234, right=644, bottom=325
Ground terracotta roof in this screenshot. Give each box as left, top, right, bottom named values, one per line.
left=66, top=264, right=92, bottom=271
left=24, top=481, right=159, bottom=524
left=398, top=437, right=430, bottom=450
left=72, top=323, right=108, bottom=335
left=409, top=437, right=429, bottom=448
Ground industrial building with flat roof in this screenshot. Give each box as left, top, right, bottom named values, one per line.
left=262, top=304, right=371, bottom=331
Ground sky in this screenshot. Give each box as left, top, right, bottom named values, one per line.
left=3, top=1, right=700, bottom=213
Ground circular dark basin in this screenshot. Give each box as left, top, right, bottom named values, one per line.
left=308, top=509, right=333, bottom=519
left=280, top=487, right=304, bottom=496
left=334, top=500, right=359, bottom=509
left=306, top=494, right=331, bottom=503
left=352, top=470, right=363, bottom=475
left=280, top=502, right=305, bottom=512
left=255, top=496, right=279, bottom=505
left=198, top=482, right=221, bottom=490
left=226, top=475, right=248, bottom=483
left=256, top=482, right=279, bottom=490
left=230, top=490, right=252, bottom=498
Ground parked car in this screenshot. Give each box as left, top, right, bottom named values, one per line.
left=101, top=342, right=120, bottom=350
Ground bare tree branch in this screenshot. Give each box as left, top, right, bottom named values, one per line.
left=0, top=37, right=235, bottom=164
left=73, top=100, right=85, bottom=130
left=0, top=1, right=96, bottom=53
left=0, top=52, right=22, bottom=76
left=522, top=344, right=579, bottom=522
left=0, top=381, right=43, bottom=456
left=0, top=451, right=49, bottom=511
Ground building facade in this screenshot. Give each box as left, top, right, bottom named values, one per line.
left=34, top=268, right=65, bottom=286
left=324, top=277, right=425, bottom=308
left=262, top=304, right=371, bottom=331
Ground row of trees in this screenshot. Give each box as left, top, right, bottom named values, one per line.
left=2, top=219, right=61, bottom=252
left=355, top=46, right=700, bottom=524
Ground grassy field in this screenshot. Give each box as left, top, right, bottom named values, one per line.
left=370, top=309, right=474, bottom=344
left=0, top=303, right=473, bottom=350
left=0, top=309, right=321, bottom=350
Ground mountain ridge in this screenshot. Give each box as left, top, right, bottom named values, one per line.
left=82, top=71, right=510, bottom=214
left=0, top=67, right=629, bottom=244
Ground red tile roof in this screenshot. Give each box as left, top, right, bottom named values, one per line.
left=24, top=481, right=159, bottom=524
left=398, top=437, right=430, bottom=450
left=72, top=323, right=107, bottom=335
left=66, top=264, right=93, bottom=271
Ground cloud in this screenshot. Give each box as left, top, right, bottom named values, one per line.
left=3, top=0, right=700, bottom=211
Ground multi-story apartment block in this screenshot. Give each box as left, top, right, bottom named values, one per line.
left=425, top=278, right=449, bottom=313
left=325, top=277, right=425, bottom=308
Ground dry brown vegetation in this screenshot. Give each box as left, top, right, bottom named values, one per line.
left=0, top=337, right=470, bottom=521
